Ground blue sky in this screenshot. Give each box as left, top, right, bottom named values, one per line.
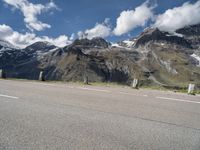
left=0, top=0, right=199, bottom=47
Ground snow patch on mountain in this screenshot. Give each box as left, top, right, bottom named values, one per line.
left=160, top=59, right=178, bottom=74
left=191, top=53, right=200, bottom=67
left=166, top=32, right=184, bottom=38
left=0, top=39, right=19, bottom=49
left=111, top=43, right=122, bottom=48
left=122, top=40, right=135, bottom=47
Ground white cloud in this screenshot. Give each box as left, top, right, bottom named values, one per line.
left=37, top=35, right=72, bottom=47
left=113, top=1, right=155, bottom=36
left=154, top=1, right=200, bottom=32
left=78, top=18, right=111, bottom=39
left=0, top=24, right=13, bottom=37
left=0, top=24, right=72, bottom=48
left=3, top=0, right=58, bottom=31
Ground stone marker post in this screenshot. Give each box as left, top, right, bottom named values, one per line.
left=188, top=84, right=195, bottom=95
left=39, top=71, right=45, bottom=81
left=132, top=79, right=139, bottom=89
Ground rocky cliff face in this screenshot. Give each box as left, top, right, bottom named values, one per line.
left=134, top=28, right=192, bottom=49
left=72, top=37, right=110, bottom=49
left=176, top=24, right=200, bottom=51
left=176, top=24, right=200, bottom=36
left=0, top=25, right=200, bottom=88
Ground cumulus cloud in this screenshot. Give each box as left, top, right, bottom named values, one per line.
left=0, top=24, right=72, bottom=48
left=154, top=1, right=200, bottom=32
left=113, top=1, right=155, bottom=36
left=78, top=18, right=111, bottom=39
left=0, top=24, right=13, bottom=37
left=3, top=0, right=58, bottom=31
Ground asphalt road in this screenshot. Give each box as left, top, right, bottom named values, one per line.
left=0, top=79, right=200, bottom=150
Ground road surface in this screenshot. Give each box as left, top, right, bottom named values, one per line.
left=0, top=79, right=200, bottom=150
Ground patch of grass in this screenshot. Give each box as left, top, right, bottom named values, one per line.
left=140, top=85, right=170, bottom=91
left=85, top=81, right=129, bottom=88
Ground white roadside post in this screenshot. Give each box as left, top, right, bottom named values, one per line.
left=0, top=69, right=6, bottom=79
left=0, top=69, right=2, bottom=78
left=132, top=79, right=139, bottom=89
left=188, top=84, right=195, bottom=95
left=83, top=75, right=89, bottom=85
left=39, top=71, right=45, bottom=81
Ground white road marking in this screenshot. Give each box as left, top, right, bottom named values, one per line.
left=31, top=82, right=75, bottom=89
left=119, top=92, right=148, bottom=97
left=66, top=86, right=75, bottom=89
left=156, top=97, right=200, bottom=104
left=119, top=92, right=137, bottom=96
left=33, top=83, right=57, bottom=87
left=0, top=94, right=19, bottom=99
left=78, top=87, right=111, bottom=93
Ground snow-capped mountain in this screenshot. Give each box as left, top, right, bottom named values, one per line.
left=0, top=39, right=19, bottom=49
left=0, top=24, right=200, bottom=89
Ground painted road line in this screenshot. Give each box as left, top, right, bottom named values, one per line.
left=77, top=87, right=111, bottom=93
left=0, top=94, right=19, bottom=99
left=156, top=97, right=200, bottom=104
left=119, top=92, right=148, bottom=97
left=28, top=81, right=77, bottom=89
left=119, top=92, right=137, bottom=96
left=65, top=86, right=75, bottom=89
left=31, top=82, right=57, bottom=87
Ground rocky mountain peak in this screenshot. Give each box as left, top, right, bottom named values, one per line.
left=176, top=24, right=200, bottom=36
left=176, top=24, right=200, bottom=49
left=25, top=41, right=56, bottom=50
left=65, top=46, right=84, bottom=56
left=141, top=28, right=162, bottom=36
left=1, top=24, right=200, bottom=88
left=134, top=27, right=191, bottom=48
left=72, top=37, right=110, bottom=49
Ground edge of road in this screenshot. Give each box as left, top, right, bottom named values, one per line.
left=0, top=78, right=200, bottom=97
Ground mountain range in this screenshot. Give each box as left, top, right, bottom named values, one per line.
left=1, top=24, right=200, bottom=89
